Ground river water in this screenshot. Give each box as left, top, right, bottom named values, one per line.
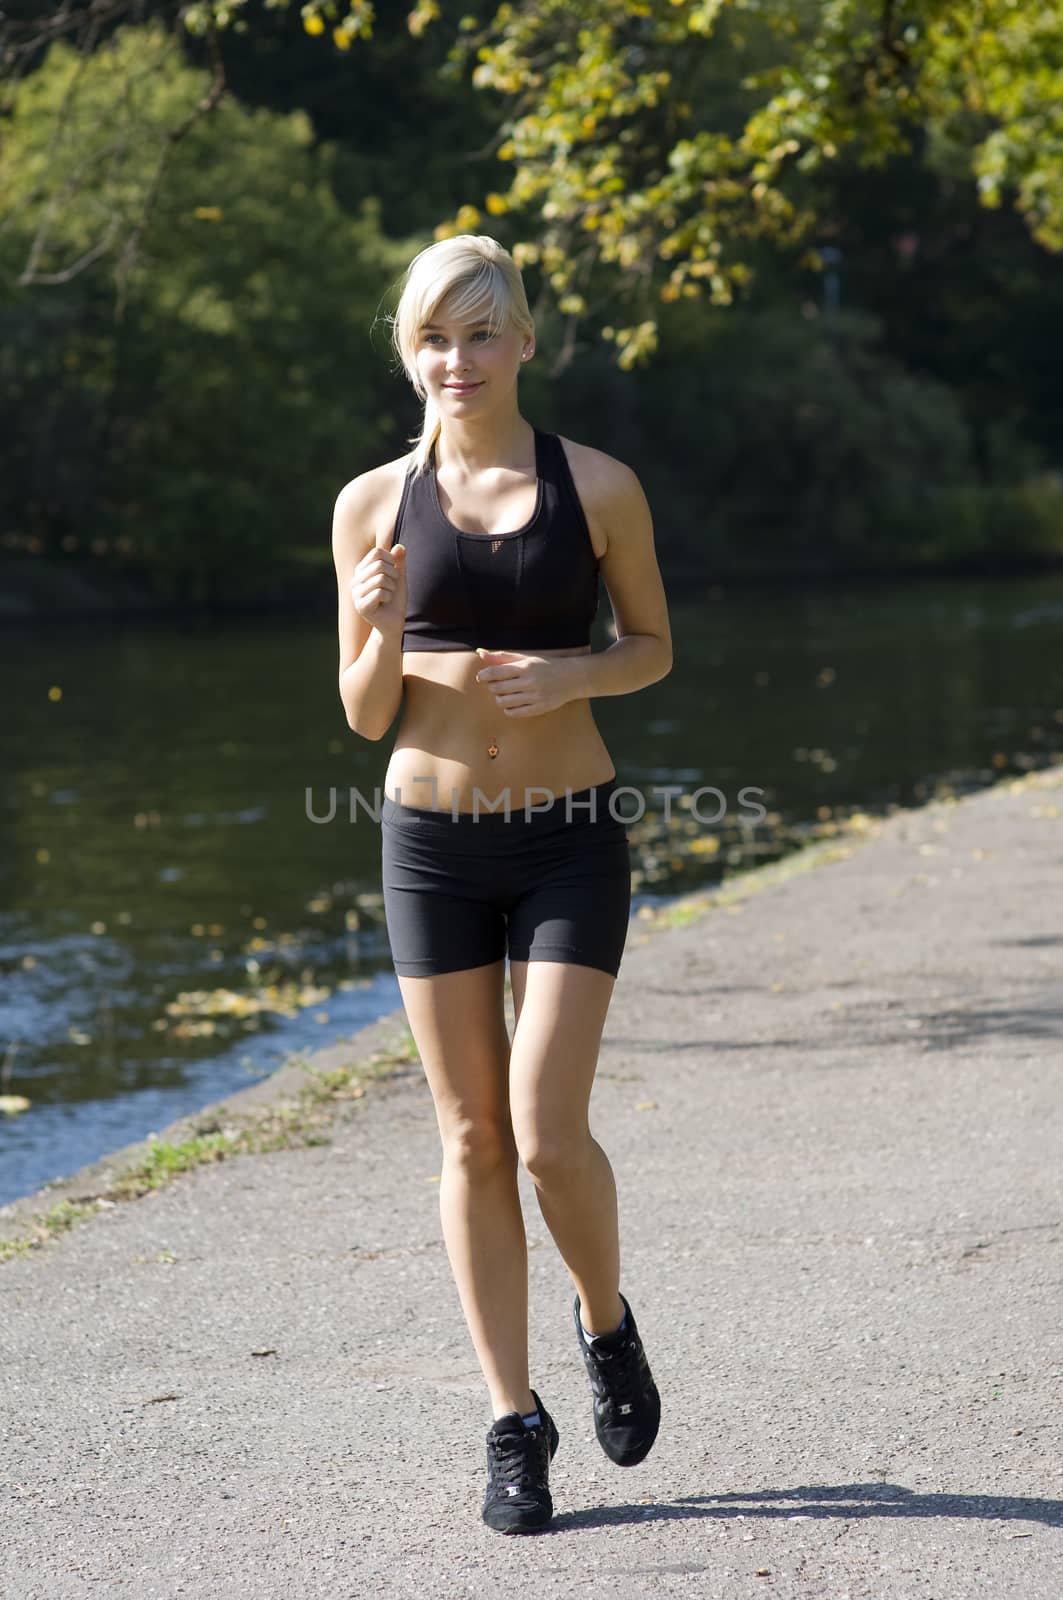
left=2, top=570, right=1061, bottom=1205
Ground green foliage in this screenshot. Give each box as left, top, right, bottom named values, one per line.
left=601, top=302, right=1058, bottom=578
left=5, top=1, right=1063, bottom=369
left=905, top=476, right=1063, bottom=568
left=425, top=0, right=1063, bottom=363
left=2, top=4, right=1061, bottom=593
left=0, top=24, right=415, bottom=599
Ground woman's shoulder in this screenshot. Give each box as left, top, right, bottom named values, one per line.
left=553, top=434, right=643, bottom=513
left=551, top=436, right=644, bottom=563
left=332, top=452, right=416, bottom=553
left=339, top=450, right=416, bottom=499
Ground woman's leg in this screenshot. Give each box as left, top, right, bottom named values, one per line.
left=507, top=959, right=627, bottom=1337
left=396, top=959, right=538, bottom=1421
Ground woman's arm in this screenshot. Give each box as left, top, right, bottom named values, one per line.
left=332, top=474, right=406, bottom=741
left=572, top=456, right=672, bottom=698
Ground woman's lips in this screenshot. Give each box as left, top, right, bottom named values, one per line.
left=444, top=382, right=482, bottom=393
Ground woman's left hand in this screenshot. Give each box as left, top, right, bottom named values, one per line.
left=473, top=649, right=579, bottom=717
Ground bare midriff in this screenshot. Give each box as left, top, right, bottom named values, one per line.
left=383, top=644, right=616, bottom=813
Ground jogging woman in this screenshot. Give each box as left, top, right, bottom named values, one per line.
left=331, top=234, right=673, bottom=1534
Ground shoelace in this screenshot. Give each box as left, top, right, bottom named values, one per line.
left=587, top=1335, right=643, bottom=1416
left=487, top=1425, right=545, bottom=1493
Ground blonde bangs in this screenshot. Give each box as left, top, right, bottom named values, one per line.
left=419, top=268, right=510, bottom=342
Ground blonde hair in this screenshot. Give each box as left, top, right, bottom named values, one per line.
left=386, top=235, right=535, bottom=478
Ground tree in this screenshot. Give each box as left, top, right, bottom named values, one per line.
left=3, top=1, right=1061, bottom=371
left=0, top=23, right=415, bottom=597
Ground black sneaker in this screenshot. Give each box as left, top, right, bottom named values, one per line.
left=573, top=1292, right=661, bottom=1467
left=482, top=1388, right=560, bottom=1534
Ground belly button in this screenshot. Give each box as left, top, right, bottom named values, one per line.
left=487, top=736, right=499, bottom=759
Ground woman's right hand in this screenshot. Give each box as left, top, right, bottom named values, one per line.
left=351, top=542, right=407, bottom=639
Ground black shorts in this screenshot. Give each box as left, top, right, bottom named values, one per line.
left=380, top=777, right=631, bottom=979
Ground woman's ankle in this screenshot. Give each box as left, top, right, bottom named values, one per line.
left=491, top=1390, right=537, bottom=1421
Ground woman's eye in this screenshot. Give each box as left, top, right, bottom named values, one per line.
left=425, top=332, right=490, bottom=343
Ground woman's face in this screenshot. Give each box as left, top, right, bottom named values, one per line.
left=414, top=298, right=529, bottom=408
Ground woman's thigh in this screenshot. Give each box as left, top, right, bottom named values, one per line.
left=505, top=811, right=630, bottom=1160
left=397, top=962, right=515, bottom=1155
left=381, top=815, right=507, bottom=978
left=507, top=959, right=617, bottom=1167
left=505, top=829, right=631, bottom=979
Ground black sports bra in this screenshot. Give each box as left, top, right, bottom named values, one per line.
left=386, top=426, right=600, bottom=652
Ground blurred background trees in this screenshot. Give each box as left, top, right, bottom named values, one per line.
left=1, top=0, right=1062, bottom=604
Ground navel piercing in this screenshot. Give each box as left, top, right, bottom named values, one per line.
left=487, top=736, right=499, bottom=759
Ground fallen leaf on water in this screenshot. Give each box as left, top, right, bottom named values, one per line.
left=171, top=1019, right=218, bottom=1038
left=161, top=979, right=332, bottom=1035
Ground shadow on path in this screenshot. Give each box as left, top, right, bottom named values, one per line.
left=544, top=1481, right=1063, bottom=1534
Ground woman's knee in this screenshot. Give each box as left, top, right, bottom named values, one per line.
left=439, top=1110, right=518, bottom=1174
left=514, top=1124, right=594, bottom=1185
